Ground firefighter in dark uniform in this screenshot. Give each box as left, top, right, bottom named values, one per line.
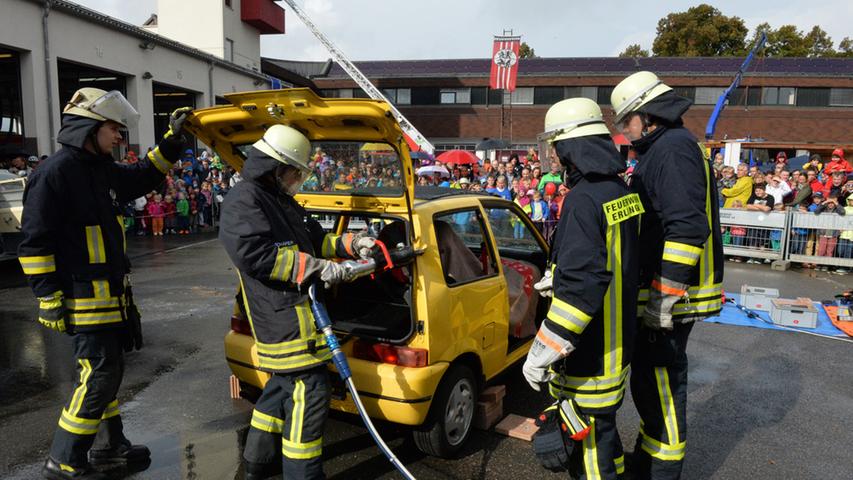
left=218, top=125, right=376, bottom=480
left=17, top=88, right=192, bottom=480
left=610, top=71, right=724, bottom=480
left=524, top=97, right=640, bottom=479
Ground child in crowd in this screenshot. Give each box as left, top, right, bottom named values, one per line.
left=163, top=194, right=176, bottom=234
left=176, top=191, right=190, bottom=234
left=147, top=193, right=165, bottom=236
left=814, top=193, right=846, bottom=271
left=528, top=189, right=549, bottom=234
left=189, top=190, right=199, bottom=233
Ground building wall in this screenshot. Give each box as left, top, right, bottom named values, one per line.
left=0, top=0, right=267, bottom=155
left=223, top=0, right=261, bottom=72
left=157, top=0, right=225, bottom=59
left=315, top=75, right=853, bottom=145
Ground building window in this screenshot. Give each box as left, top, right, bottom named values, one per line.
left=596, top=86, right=614, bottom=105
left=411, top=87, right=440, bottom=105
left=224, top=38, right=234, bottom=62
left=762, top=87, right=796, bottom=105
left=796, top=88, right=830, bottom=107
left=534, top=87, right=564, bottom=105
left=0, top=48, right=24, bottom=144
left=729, top=86, right=761, bottom=106
left=488, top=88, right=503, bottom=105
left=506, top=87, right=533, bottom=105
left=672, top=86, right=695, bottom=102
left=440, top=88, right=471, bottom=104
left=397, top=88, right=411, bottom=105
left=694, top=87, right=726, bottom=105
left=471, top=87, right=488, bottom=105
left=830, top=88, right=853, bottom=106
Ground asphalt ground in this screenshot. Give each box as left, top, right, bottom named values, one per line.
left=1, top=234, right=851, bottom=479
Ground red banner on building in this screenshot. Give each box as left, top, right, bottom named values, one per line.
left=489, top=36, right=521, bottom=92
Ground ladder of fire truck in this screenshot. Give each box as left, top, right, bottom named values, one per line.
left=282, top=0, right=435, bottom=154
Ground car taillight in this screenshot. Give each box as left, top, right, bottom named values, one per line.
left=230, top=314, right=252, bottom=335
left=352, top=339, right=428, bottom=367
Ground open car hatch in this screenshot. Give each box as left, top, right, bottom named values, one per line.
left=184, top=88, right=415, bottom=214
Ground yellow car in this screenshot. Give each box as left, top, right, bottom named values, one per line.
left=185, top=89, right=550, bottom=457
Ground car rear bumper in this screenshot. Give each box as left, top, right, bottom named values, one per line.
left=225, top=331, right=448, bottom=426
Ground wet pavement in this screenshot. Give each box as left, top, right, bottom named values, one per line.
left=1, top=235, right=852, bottom=479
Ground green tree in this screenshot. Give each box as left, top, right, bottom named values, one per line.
left=518, top=42, right=537, bottom=59
left=838, top=37, right=853, bottom=57
left=803, top=26, right=836, bottom=57
left=619, top=44, right=650, bottom=57
left=765, top=25, right=809, bottom=57
left=652, top=4, right=748, bottom=56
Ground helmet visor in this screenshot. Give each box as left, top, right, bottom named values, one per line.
left=613, top=80, right=661, bottom=124
left=538, top=119, right=605, bottom=144
left=88, top=90, right=140, bottom=128
left=261, top=137, right=312, bottom=176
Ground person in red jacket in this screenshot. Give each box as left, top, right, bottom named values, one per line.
left=825, top=148, right=852, bottom=175
left=805, top=168, right=824, bottom=195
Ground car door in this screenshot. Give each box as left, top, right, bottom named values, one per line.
left=428, top=206, right=509, bottom=380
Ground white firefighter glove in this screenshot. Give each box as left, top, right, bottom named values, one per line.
left=533, top=270, right=553, bottom=298
left=522, top=323, right=575, bottom=392
left=642, top=275, right=689, bottom=331
left=319, top=261, right=347, bottom=289
left=351, top=233, right=376, bottom=260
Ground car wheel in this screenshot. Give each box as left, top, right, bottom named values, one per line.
left=413, top=364, right=477, bottom=458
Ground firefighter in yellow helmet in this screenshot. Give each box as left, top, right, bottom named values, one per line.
left=610, top=71, right=724, bottom=480
left=524, top=98, right=639, bottom=479
left=17, top=88, right=193, bottom=479
left=218, top=125, right=376, bottom=479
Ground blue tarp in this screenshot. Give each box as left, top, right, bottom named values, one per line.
left=703, top=293, right=847, bottom=337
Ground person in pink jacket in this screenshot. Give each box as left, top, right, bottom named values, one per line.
left=146, top=193, right=165, bottom=236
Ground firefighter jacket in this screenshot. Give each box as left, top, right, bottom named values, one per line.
left=18, top=115, right=176, bottom=333
left=544, top=135, right=640, bottom=414
left=630, top=92, right=724, bottom=322
left=218, top=149, right=359, bottom=374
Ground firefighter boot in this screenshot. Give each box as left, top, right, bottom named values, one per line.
left=42, top=458, right=108, bottom=480
left=88, top=441, right=151, bottom=466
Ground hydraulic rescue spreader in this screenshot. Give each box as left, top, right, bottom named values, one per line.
left=308, top=241, right=419, bottom=480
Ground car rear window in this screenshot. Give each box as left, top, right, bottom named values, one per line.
left=302, top=141, right=403, bottom=196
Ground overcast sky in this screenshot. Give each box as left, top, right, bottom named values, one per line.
left=74, top=0, right=852, bottom=60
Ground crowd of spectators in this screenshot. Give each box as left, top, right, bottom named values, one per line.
left=122, top=148, right=240, bottom=237
left=716, top=148, right=852, bottom=273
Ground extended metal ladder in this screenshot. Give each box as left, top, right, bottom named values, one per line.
left=282, top=0, right=435, bottom=154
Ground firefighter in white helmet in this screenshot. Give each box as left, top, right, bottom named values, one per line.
left=610, top=71, right=723, bottom=480
left=218, top=124, right=376, bottom=479
left=18, top=88, right=192, bottom=479
left=524, top=97, right=639, bottom=478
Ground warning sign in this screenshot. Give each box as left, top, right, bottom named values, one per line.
left=602, top=193, right=644, bottom=226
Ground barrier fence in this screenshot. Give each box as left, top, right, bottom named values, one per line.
left=720, top=208, right=853, bottom=268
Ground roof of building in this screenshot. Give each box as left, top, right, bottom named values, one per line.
left=36, top=0, right=268, bottom=81
left=318, top=56, right=853, bottom=79
left=263, top=58, right=334, bottom=79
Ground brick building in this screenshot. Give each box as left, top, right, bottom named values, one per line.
left=267, top=56, right=853, bottom=152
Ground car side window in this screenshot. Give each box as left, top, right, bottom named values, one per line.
left=434, top=210, right=497, bottom=286
left=483, top=207, right=542, bottom=252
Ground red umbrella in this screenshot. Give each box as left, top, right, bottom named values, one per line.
left=436, top=150, right=480, bottom=165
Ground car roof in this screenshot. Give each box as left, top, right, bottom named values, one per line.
left=414, top=186, right=494, bottom=201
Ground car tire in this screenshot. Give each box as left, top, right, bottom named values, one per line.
left=413, top=364, right=477, bottom=458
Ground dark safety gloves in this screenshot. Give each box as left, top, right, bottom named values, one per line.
left=37, top=291, right=68, bottom=334
left=147, top=107, right=194, bottom=172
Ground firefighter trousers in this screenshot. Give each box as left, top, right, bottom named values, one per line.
left=49, top=331, right=129, bottom=468
left=630, top=322, right=694, bottom=480
left=244, top=367, right=331, bottom=480
left=569, top=412, right=625, bottom=480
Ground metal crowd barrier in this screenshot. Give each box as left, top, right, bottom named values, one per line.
left=787, top=211, right=853, bottom=268
left=719, top=209, right=788, bottom=261
left=719, top=208, right=853, bottom=268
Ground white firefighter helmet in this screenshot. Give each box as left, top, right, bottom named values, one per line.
left=539, top=98, right=610, bottom=144
left=253, top=124, right=312, bottom=174
left=63, top=88, right=140, bottom=128
left=610, top=71, right=673, bottom=124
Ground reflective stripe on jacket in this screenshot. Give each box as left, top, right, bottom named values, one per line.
left=18, top=145, right=169, bottom=332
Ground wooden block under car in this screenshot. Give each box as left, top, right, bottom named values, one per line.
left=479, top=385, right=507, bottom=403
left=495, top=414, right=539, bottom=441
left=473, top=399, right=504, bottom=430
left=229, top=375, right=241, bottom=399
